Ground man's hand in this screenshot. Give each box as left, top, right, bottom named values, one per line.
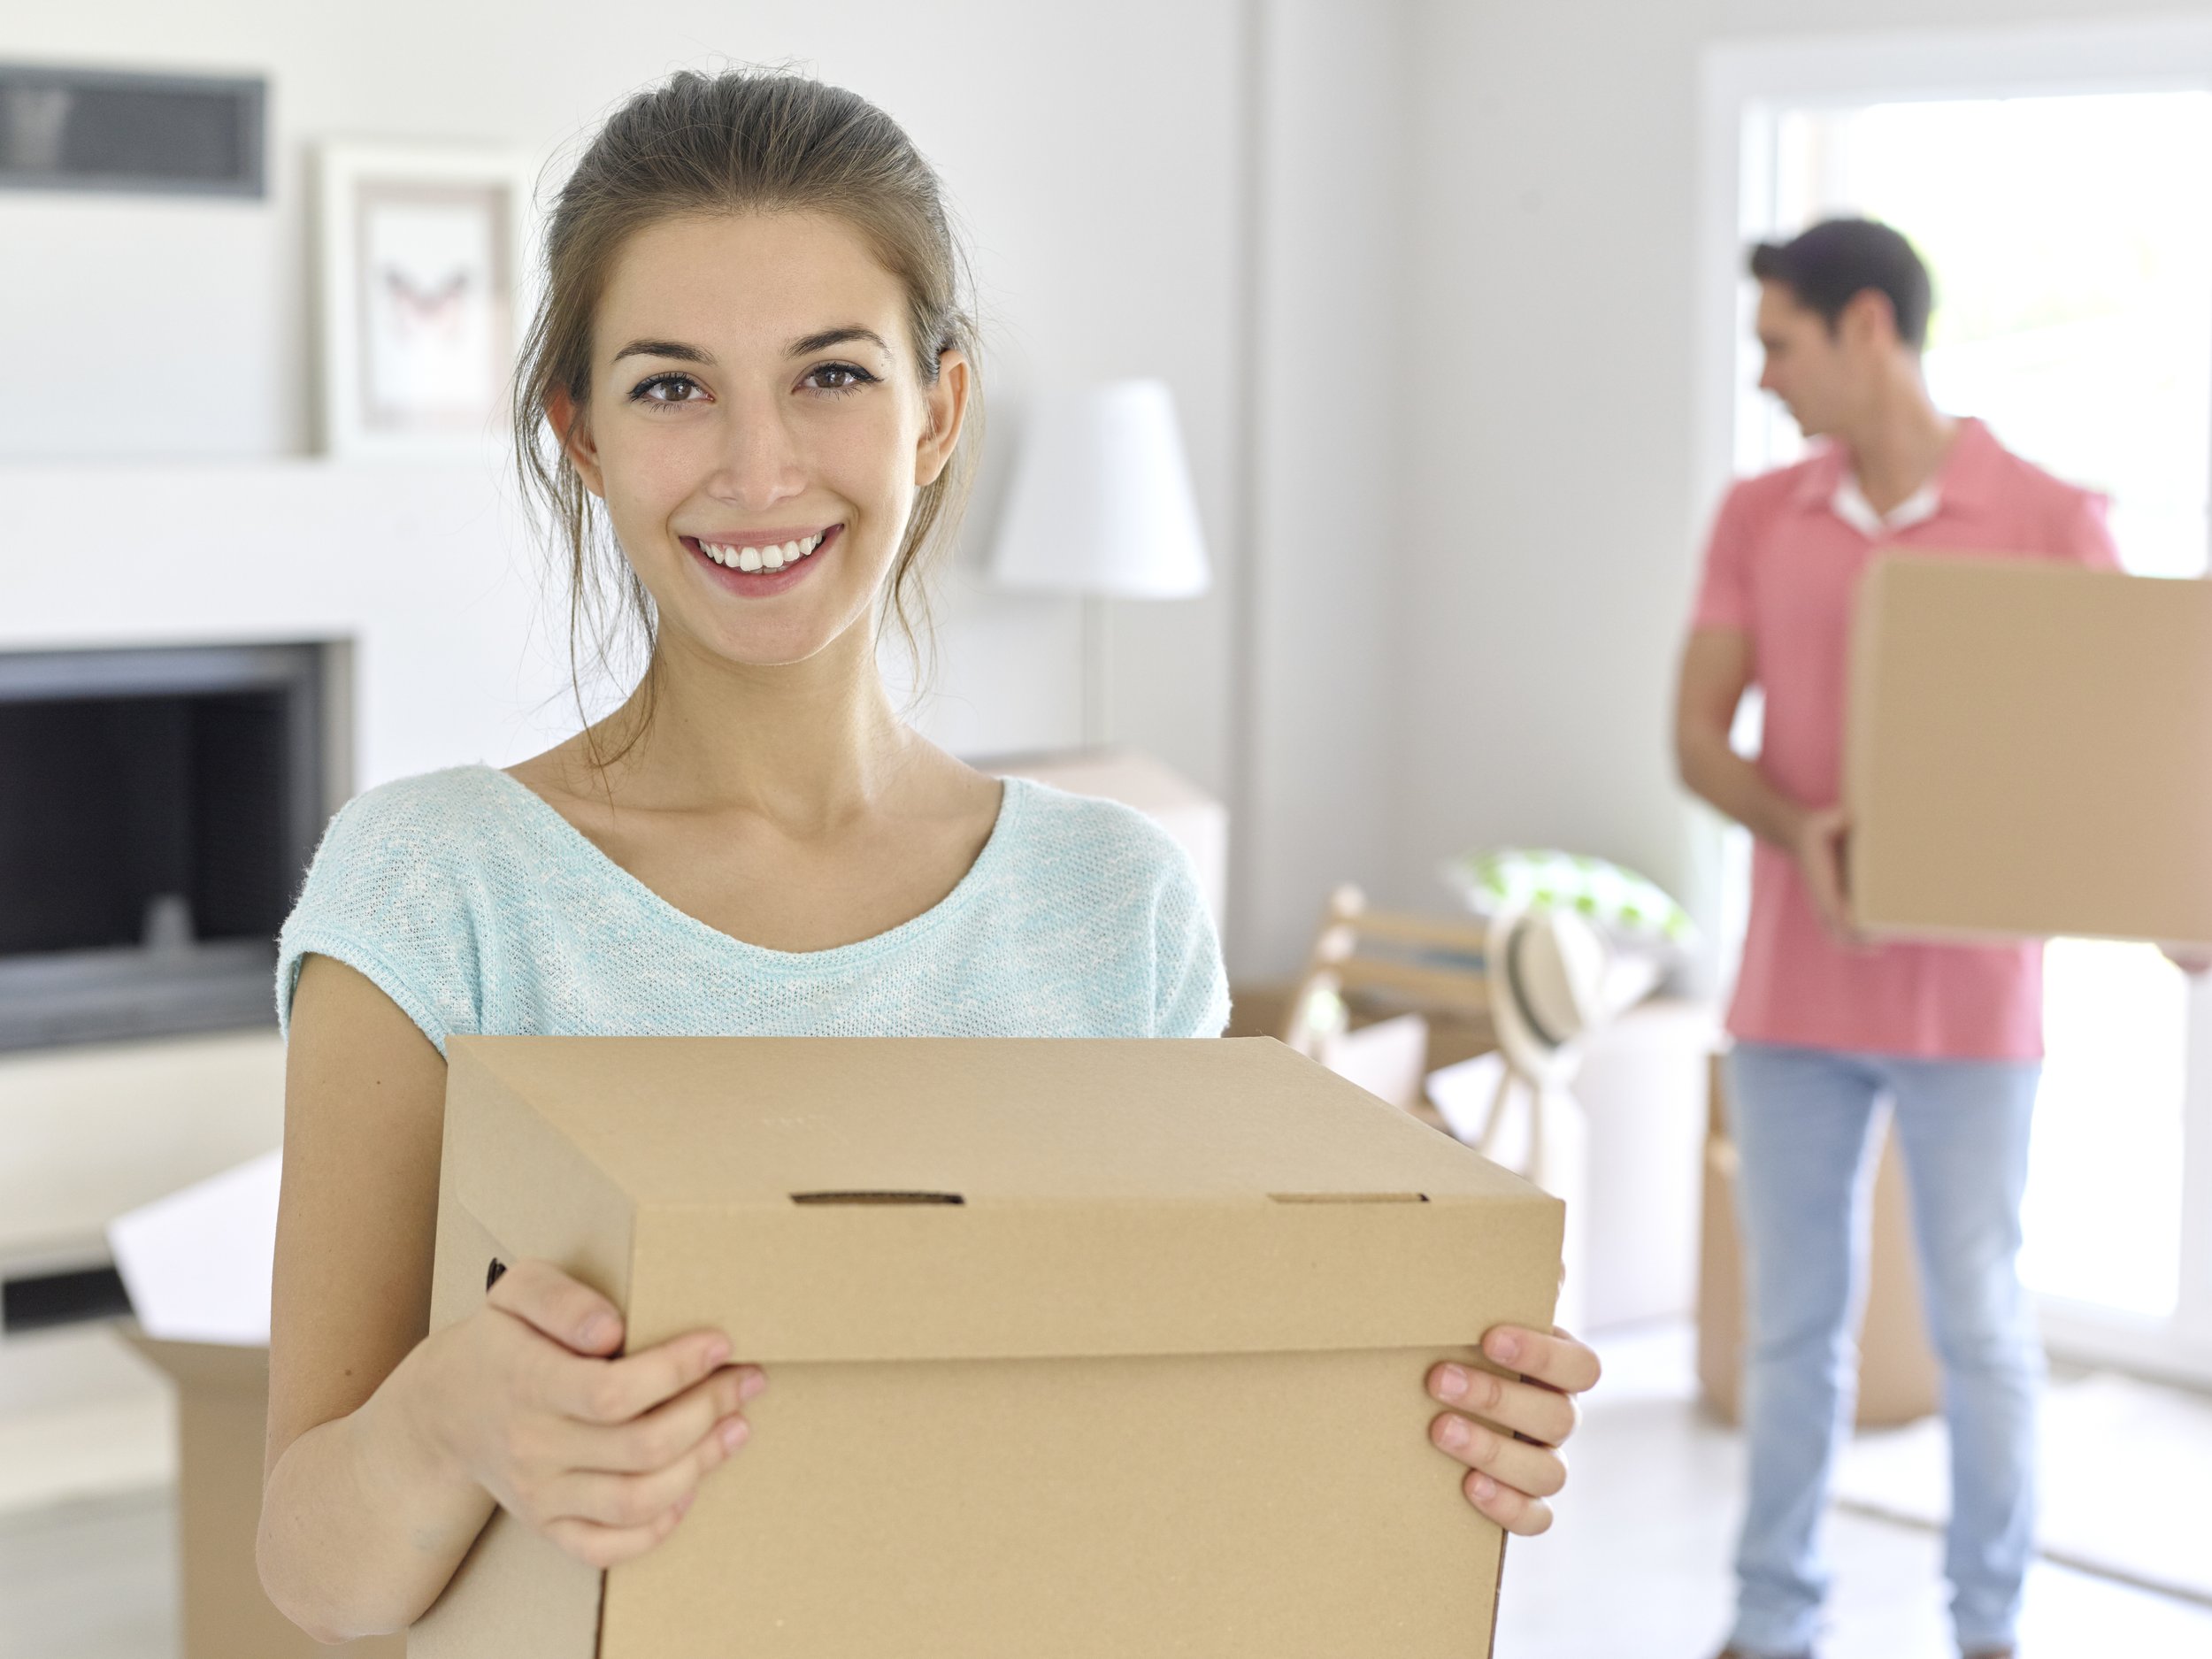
left=1425, top=1325, right=1601, bottom=1536
left=1793, top=805, right=1860, bottom=945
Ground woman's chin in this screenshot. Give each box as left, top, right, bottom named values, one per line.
left=680, top=607, right=872, bottom=673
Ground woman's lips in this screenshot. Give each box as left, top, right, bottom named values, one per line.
left=681, top=524, right=842, bottom=595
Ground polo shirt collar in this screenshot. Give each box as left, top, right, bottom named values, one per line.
left=1790, top=415, right=2001, bottom=531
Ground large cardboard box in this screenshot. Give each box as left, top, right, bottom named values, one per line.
left=1847, top=555, right=2212, bottom=945
left=122, top=1333, right=405, bottom=1659
left=411, top=1035, right=1563, bottom=1658
left=1695, top=1056, right=1939, bottom=1429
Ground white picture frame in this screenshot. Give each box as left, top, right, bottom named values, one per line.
left=315, top=142, right=537, bottom=457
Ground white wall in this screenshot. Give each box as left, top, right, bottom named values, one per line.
left=1388, top=0, right=2212, bottom=944
left=0, top=1, right=1244, bottom=851
left=25, top=0, right=2194, bottom=988
left=1233, top=0, right=1413, bottom=973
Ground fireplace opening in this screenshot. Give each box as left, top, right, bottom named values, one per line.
left=0, top=642, right=342, bottom=1049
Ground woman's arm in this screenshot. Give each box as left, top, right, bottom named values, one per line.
left=257, top=956, right=760, bottom=1641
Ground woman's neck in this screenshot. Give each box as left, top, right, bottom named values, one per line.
left=583, top=624, right=918, bottom=831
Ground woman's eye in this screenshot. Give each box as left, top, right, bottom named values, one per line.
left=803, top=362, right=877, bottom=394
left=631, top=373, right=704, bottom=405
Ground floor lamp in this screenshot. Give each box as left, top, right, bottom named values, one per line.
left=988, top=380, right=1211, bottom=748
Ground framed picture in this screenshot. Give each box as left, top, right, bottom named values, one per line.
left=316, top=142, right=536, bottom=457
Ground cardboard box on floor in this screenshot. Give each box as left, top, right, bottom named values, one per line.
left=410, top=1035, right=1563, bottom=1659
left=1695, top=1056, right=1939, bottom=1429
left=121, top=1333, right=405, bottom=1659
left=1847, top=555, right=2212, bottom=946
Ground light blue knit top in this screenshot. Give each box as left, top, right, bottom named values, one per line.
left=274, top=765, right=1230, bottom=1055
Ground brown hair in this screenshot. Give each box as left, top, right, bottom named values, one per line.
left=1750, top=217, right=1932, bottom=351
left=511, top=68, right=982, bottom=764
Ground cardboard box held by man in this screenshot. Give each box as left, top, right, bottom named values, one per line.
left=1847, top=555, right=2212, bottom=948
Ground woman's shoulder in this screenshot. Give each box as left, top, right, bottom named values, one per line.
left=276, top=766, right=529, bottom=1050
left=303, top=763, right=561, bottom=894
left=987, top=778, right=1226, bottom=1038
left=321, top=763, right=523, bottom=846
left=996, top=776, right=1202, bottom=896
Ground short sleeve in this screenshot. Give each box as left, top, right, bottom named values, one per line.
left=1152, top=847, right=1231, bottom=1039
left=2053, top=487, right=2123, bottom=572
left=1691, top=481, right=1760, bottom=633
left=274, top=777, right=487, bottom=1056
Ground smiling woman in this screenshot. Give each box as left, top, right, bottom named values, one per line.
left=250, top=67, right=1598, bottom=1646
left=545, top=210, right=968, bottom=707
left=511, top=73, right=982, bottom=759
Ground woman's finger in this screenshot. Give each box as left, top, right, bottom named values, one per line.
left=488, top=1258, right=626, bottom=1356
left=1478, top=1325, right=1601, bottom=1397
left=541, top=1499, right=692, bottom=1571
left=541, top=1425, right=737, bottom=1528
left=540, top=1328, right=734, bottom=1426
left=561, top=1366, right=761, bottom=1474
left=1460, top=1468, right=1555, bottom=1537
left=1425, top=1361, right=1580, bottom=1448
left=1428, top=1410, right=1569, bottom=1500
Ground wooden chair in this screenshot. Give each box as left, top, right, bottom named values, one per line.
left=1279, top=887, right=1494, bottom=1129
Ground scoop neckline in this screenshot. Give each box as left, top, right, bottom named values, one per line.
left=472, top=763, right=1025, bottom=971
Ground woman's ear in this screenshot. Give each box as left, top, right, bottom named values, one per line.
left=548, top=386, right=606, bottom=498
left=913, top=349, right=972, bottom=488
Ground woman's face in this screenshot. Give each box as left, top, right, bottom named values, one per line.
left=562, top=211, right=967, bottom=671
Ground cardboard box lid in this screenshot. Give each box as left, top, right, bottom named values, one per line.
left=443, top=1036, right=1562, bottom=1365
left=1847, top=554, right=2212, bottom=946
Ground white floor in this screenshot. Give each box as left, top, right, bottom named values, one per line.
left=2, top=1322, right=2208, bottom=1657
left=1496, top=1325, right=2212, bottom=1657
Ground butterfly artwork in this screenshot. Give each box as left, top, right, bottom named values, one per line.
left=357, top=185, right=511, bottom=432
left=318, top=144, right=531, bottom=455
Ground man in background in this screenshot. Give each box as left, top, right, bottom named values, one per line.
left=1674, top=218, right=2119, bottom=1659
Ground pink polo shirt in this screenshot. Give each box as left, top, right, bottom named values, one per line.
left=1692, top=417, right=2120, bottom=1061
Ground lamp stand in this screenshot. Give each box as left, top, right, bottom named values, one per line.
left=1079, top=595, right=1110, bottom=750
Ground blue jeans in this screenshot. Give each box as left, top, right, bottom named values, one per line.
left=1724, top=1043, right=2043, bottom=1658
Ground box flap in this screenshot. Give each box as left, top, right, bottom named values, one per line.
left=107, top=1149, right=279, bottom=1346
left=445, top=1038, right=1563, bottom=1363
left=119, top=1326, right=270, bottom=1391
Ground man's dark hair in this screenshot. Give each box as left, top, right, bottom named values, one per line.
left=1749, top=218, right=1932, bottom=351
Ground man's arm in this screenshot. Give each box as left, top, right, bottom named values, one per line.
left=1674, top=626, right=1855, bottom=941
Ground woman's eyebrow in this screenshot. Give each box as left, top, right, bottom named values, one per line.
left=612, top=338, right=715, bottom=365
left=788, top=326, right=891, bottom=357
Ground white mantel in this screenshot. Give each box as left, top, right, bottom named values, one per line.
left=1, top=457, right=574, bottom=791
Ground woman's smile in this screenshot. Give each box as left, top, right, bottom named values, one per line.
left=679, top=522, right=844, bottom=596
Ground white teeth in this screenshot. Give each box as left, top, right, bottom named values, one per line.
left=701, top=533, right=829, bottom=572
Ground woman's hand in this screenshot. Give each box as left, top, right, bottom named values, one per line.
left=1425, top=1325, right=1601, bottom=1535
left=391, top=1258, right=763, bottom=1568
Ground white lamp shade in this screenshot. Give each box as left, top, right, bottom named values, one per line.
left=989, top=379, right=1211, bottom=599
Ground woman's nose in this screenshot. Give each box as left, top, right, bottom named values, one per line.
left=705, top=392, right=806, bottom=510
